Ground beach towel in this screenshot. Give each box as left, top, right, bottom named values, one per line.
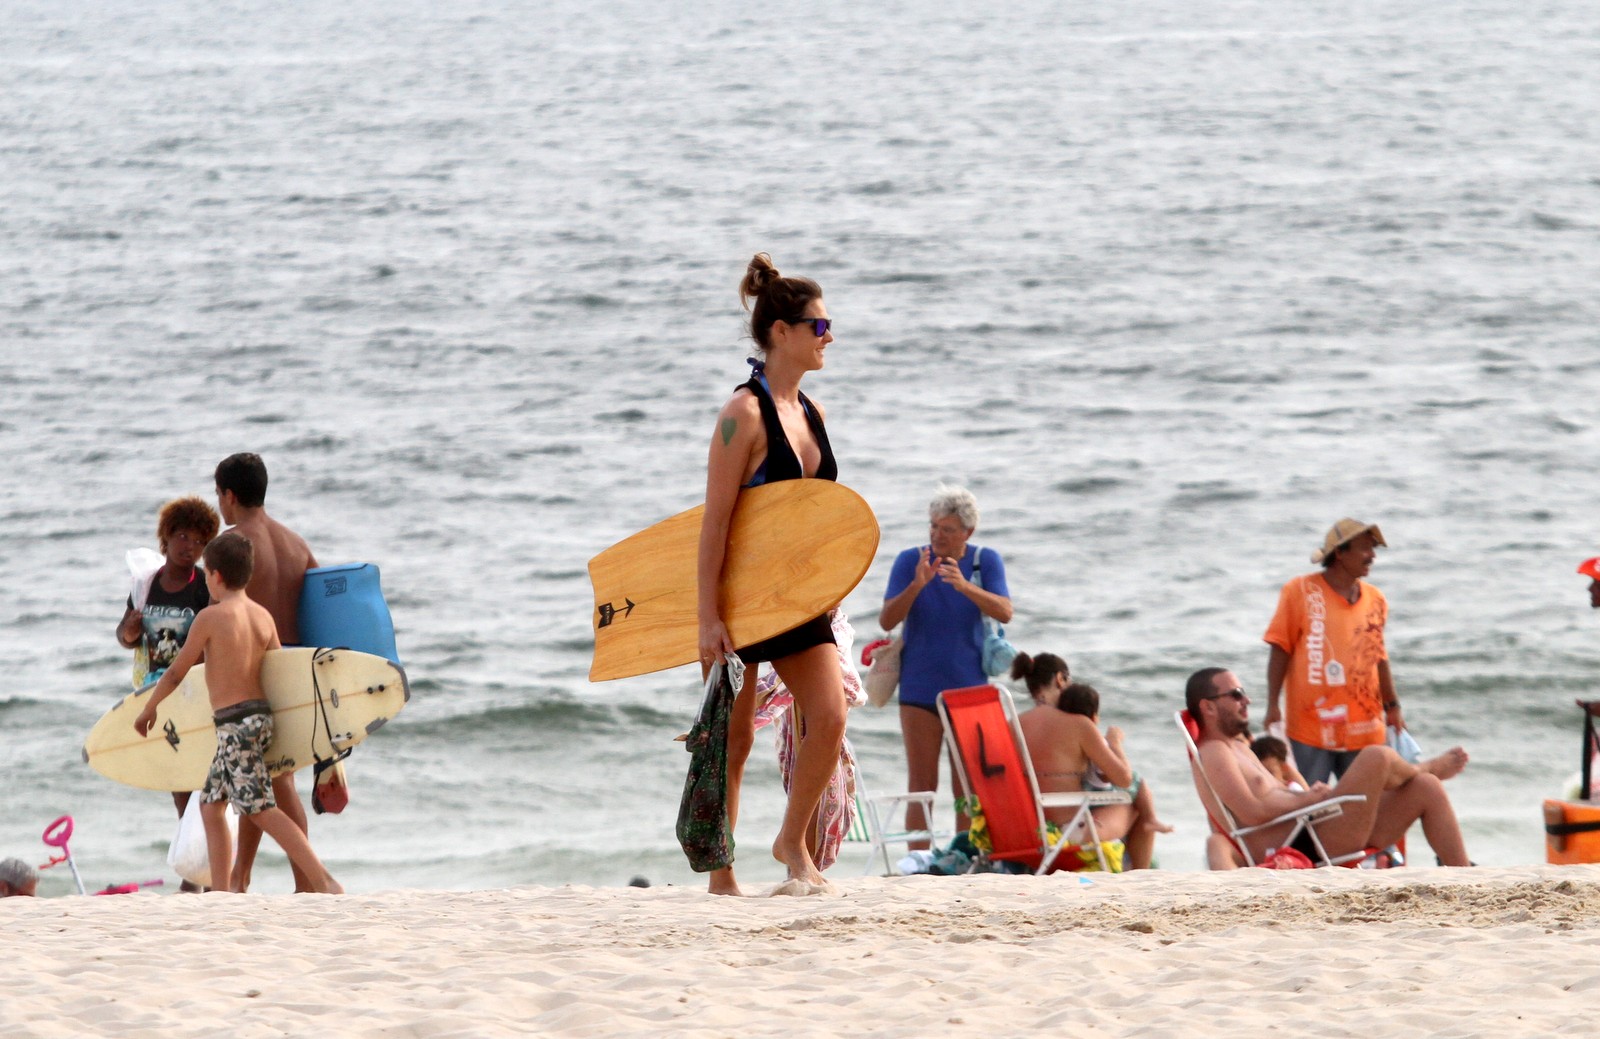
left=676, top=655, right=744, bottom=873
left=753, top=609, right=865, bottom=871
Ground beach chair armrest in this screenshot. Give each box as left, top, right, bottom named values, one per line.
left=1231, top=794, right=1367, bottom=839
left=862, top=792, right=940, bottom=837
left=866, top=792, right=936, bottom=812
left=1039, top=790, right=1131, bottom=811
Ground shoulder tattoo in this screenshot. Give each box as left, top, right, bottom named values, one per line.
left=720, top=417, right=737, bottom=446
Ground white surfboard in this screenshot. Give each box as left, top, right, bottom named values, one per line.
left=84, top=647, right=408, bottom=793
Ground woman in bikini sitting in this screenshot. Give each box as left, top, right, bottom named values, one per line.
left=1013, top=651, right=1171, bottom=869
left=696, top=253, right=845, bottom=896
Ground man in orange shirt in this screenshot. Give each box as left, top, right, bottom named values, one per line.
left=1263, top=519, right=1467, bottom=785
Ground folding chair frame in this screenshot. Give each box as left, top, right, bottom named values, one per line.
left=849, top=782, right=947, bottom=876
left=1173, top=710, right=1368, bottom=868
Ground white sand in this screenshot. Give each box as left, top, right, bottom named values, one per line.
left=7, top=865, right=1600, bottom=1038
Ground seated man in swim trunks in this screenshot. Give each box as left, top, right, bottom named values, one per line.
left=1186, top=666, right=1470, bottom=868
left=135, top=531, right=342, bottom=894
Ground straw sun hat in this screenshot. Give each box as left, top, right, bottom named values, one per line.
left=1312, top=518, right=1386, bottom=565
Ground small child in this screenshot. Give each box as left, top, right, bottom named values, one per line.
left=1056, top=682, right=1174, bottom=866
left=135, top=531, right=341, bottom=894
left=1249, top=735, right=1307, bottom=792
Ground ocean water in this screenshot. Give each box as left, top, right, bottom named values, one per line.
left=3, top=0, right=1598, bottom=894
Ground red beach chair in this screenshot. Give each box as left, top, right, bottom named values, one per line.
left=938, top=685, right=1129, bottom=874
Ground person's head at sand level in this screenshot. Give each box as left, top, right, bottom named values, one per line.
left=1251, top=734, right=1292, bottom=783
left=0, top=857, right=38, bottom=897
left=1186, top=667, right=1251, bottom=740
left=928, top=485, right=978, bottom=564
left=156, top=496, right=220, bottom=569
left=215, top=453, right=268, bottom=524
left=1315, top=518, right=1385, bottom=579
left=739, top=253, right=831, bottom=372
left=1010, top=651, right=1069, bottom=705
left=1578, top=557, right=1600, bottom=609
left=203, top=531, right=254, bottom=595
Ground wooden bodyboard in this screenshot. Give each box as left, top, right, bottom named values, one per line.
left=84, top=647, right=409, bottom=792
left=588, top=481, right=879, bottom=681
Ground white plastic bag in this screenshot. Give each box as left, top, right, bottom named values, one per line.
left=126, top=547, right=164, bottom=610
left=126, top=548, right=165, bottom=689
left=1386, top=724, right=1422, bottom=765
left=168, top=794, right=238, bottom=888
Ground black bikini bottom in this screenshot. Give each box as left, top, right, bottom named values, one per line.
left=737, top=613, right=835, bottom=664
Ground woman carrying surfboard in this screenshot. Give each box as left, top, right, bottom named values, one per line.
left=697, top=253, right=844, bottom=896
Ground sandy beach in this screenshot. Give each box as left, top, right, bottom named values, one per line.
left=6, top=865, right=1600, bottom=1038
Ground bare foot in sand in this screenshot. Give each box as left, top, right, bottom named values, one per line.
left=1422, top=746, right=1469, bottom=781
left=769, top=877, right=838, bottom=897
left=319, top=877, right=344, bottom=895
left=772, top=836, right=826, bottom=889
left=769, top=878, right=815, bottom=897
left=708, top=867, right=743, bottom=897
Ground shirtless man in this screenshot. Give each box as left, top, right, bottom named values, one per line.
left=1186, top=666, right=1470, bottom=868
left=215, top=452, right=318, bottom=891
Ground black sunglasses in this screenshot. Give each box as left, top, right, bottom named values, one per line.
left=789, top=317, right=832, bottom=337
left=1206, top=688, right=1248, bottom=701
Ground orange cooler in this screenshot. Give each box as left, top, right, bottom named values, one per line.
left=1544, top=799, right=1600, bottom=864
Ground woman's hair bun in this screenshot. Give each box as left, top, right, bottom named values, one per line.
left=1009, top=652, right=1034, bottom=681
left=739, top=252, right=781, bottom=305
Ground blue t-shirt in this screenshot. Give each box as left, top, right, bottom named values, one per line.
left=884, top=544, right=1010, bottom=708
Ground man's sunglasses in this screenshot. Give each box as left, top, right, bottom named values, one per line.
left=789, top=318, right=832, bottom=337
left=1206, top=688, right=1248, bottom=701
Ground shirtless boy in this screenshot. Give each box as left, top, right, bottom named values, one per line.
left=1186, top=666, right=1470, bottom=868
left=215, top=452, right=318, bottom=891
left=135, top=531, right=341, bottom=894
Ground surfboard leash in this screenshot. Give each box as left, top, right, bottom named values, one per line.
left=308, top=647, right=355, bottom=772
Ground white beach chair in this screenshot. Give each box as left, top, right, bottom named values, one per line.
left=846, top=773, right=948, bottom=876
left=1174, top=710, right=1368, bottom=868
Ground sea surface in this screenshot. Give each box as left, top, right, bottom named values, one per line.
left=3, top=0, right=1598, bottom=894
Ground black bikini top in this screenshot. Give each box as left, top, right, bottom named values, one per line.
left=739, top=361, right=837, bottom=487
